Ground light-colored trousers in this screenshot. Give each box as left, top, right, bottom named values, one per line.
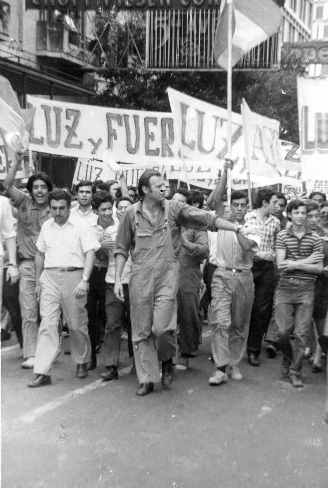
left=19, top=260, right=39, bottom=359
left=34, top=269, right=91, bottom=375
left=209, top=268, right=254, bottom=368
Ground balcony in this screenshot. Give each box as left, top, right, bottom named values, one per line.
left=36, top=20, right=99, bottom=69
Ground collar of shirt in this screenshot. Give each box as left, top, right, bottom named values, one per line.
left=286, top=224, right=313, bottom=237
left=136, top=200, right=166, bottom=225
left=247, top=210, right=278, bottom=226
left=48, top=215, right=77, bottom=229
left=74, top=205, right=93, bottom=216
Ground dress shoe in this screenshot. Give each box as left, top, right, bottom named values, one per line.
left=248, top=353, right=260, bottom=367
left=208, top=369, right=228, bottom=386
left=136, top=382, right=154, bottom=396
left=21, top=357, right=35, bottom=369
left=101, top=366, right=118, bottom=381
left=76, top=363, right=88, bottom=379
left=229, top=365, right=243, bottom=381
left=162, top=359, right=174, bottom=388
left=289, top=373, right=304, bottom=388
left=28, top=374, right=51, bottom=388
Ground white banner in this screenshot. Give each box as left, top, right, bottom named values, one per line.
left=27, top=96, right=178, bottom=163
left=167, top=88, right=282, bottom=188
left=297, top=77, right=328, bottom=185
left=72, top=158, right=117, bottom=186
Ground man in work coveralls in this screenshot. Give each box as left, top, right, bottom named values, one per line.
left=114, top=170, right=241, bottom=397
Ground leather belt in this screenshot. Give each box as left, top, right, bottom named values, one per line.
left=45, top=267, right=83, bottom=272
left=218, top=266, right=246, bottom=273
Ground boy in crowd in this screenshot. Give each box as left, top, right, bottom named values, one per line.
left=275, top=200, right=324, bottom=388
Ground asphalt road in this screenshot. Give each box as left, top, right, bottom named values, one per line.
left=2, top=332, right=328, bottom=488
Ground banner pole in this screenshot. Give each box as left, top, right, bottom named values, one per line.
left=241, top=98, right=253, bottom=210
left=226, top=0, right=233, bottom=208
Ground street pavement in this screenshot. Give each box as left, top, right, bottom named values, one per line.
left=2, top=331, right=328, bottom=488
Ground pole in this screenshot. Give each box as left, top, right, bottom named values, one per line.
left=226, top=0, right=233, bottom=208
left=241, top=98, right=253, bottom=210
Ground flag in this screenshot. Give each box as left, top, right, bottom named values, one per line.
left=214, top=0, right=282, bottom=70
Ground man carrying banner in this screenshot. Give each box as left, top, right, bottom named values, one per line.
left=114, top=170, right=241, bottom=397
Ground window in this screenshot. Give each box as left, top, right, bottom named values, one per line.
left=0, top=1, right=10, bottom=35
left=324, top=24, right=328, bottom=39
left=316, top=6, right=324, bottom=19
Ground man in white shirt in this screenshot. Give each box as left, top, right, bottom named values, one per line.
left=70, top=180, right=97, bottom=228
left=0, top=194, right=19, bottom=317
left=28, top=190, right=100, bottom=388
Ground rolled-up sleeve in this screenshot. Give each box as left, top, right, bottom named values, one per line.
left=114, top=210, right=133, bottom=260
left=171, top=201, right=216, bottom=230
left=80, top=223, right=101, bottom=253
left=1, top=197, right=16, bottom=241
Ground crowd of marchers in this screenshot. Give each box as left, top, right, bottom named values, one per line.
left=1, top=153, right=328, bottom=397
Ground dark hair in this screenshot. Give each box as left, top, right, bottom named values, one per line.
left=116, top=196, right=133, bottom=207
left=309, top=191, right=326, bottom=202
left=276, top=192, right=287, bottom=206
left=27, top=172, right=53, bottom=194
left=287, top=199, right=307, bottom=214
left=92, top=192, right=113, bottom=210
left=231, top=190, right=248, bottom=203
left=75, top=180, right=93, bottom=192
left=187, top=190, right=204, bottom=207
left=138, top=170, right=161, bottom=199
left=174, top=188, right=189, bottom=199
left=92, top=180, right=109, bottom=194
left=49, top=189, right=71, bottom=207
left=254, top=189, right=277, bottom=209
left=320, top=201, right=328, bottom=209
left=306, top=201, right=320, bottom=213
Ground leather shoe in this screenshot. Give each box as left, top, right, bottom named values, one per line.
left=319, top=335, right=328, bottom=354
left=76, top=363, right=88, bottom=379
left=28, top=374, right=51, bottom=388
left=248, top=353, right=260, bottom=367
left=162, top=359, right=174, bottom=388
left=266, top=344, right=277, bottom=359
left=101, top=366, right=118, bottom=381
left=136, top=382, right=154, bottom=396
left=290, top=373, right=304, bottom=388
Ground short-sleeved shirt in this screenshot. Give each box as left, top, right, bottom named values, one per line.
left=0, top=195, right=16, bottom=257
left=213, top=224, right=261, bottom=271
left=70, top=206, right=98, bottom=228
left=15, top=194, right=50, bottom=260
left=115, top=200, right=217, bottom=262
left=37, top=216, right=100, bottom=269
left=276, top=226, right=324, bottom=282
left=244, top=210, right=280, bottom=261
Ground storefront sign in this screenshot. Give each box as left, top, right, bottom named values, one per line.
left=26, top=0, right=220, bottom=9
left=282, top=41, right=328, bottom=66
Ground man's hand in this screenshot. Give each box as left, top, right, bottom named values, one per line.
left=180, top=230, right=190, bottom=247
left=101, top=238, right=115, bottom=251
left=6, top=265, right=19, bottom=284
left=74, top=279, right=89, bottom=298
left=114, top=280, right=124, bottom=302
left=279, top=260, right=296, bottom=271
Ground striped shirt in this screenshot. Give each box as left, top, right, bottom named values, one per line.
left=244, top=210, right=280, bottom=261
left=276, top=226, right=324, bottom=282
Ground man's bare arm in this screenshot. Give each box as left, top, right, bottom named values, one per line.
left=3, top=152, right=26, bottom=204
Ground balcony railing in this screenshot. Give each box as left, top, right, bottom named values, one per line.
left=36, top=20, right=99, bottom=67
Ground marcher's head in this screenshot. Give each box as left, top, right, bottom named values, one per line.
left=75, top=181, right=93, bottom=209
left=49, top=189, right=71, bottom=225
left=128, top=186, right=137, bottom=202
left=172, top=189, right=189, bottom=204
left=93, top=193, right=113, bottom=227
left=309, top=191, right=326, bottom=206
left=107, top=180, right=120, bottom=200
left=187, top=190, right=204, bottom=209
left=138, top=170, right=165, bottom=203
left=116, top=196, right=133, bottom=222
left=92, top=180, right=109, bottom=195
left=286, top=199, right=307, bottom=227
left=320, top=201, right=328, bottom=226
left=273, top=192, right=287, bottom=218
left=163, top=180, right=171, bottom=199
left=27, top=172, right=53, bottom=206
left=230, top=191, right=248, bottom=223
left=254, top=189, right=279, bottom=216
left=306, top=202, right=321, bottom=230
